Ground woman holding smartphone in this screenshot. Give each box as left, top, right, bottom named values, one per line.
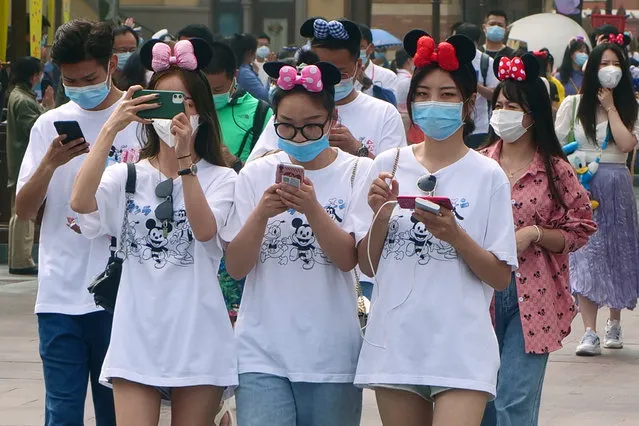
left=221, top=60, right=373, bottom=426
left=354, top=30, right=518, bottom=425
left=70, top=39, right=237, bottom=426
left=479, top=54, right=596, bottom=425
left=555, top=41, right=639, bottom=356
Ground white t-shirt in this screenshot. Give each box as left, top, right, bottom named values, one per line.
left=220, top=150, right=374, bottom=383
left=78, top=159, right=238, bottom=388
left=555, top=94, right=639, bottom=164
left=395, top=69, right=412, bottom=113
left=354, top=147, right=518, bottom=397
left=362, top=61, right=399, bottom=96
left=472, top=49, right=499, bottom=134
left=246, top=92, right=407, bottom=161
left=17, top=99, right=139, bottom=315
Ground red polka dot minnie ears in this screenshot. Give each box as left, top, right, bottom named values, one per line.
left=494, top=53, right=540, bottom=83
left=403, top=29, right=475, bottom=72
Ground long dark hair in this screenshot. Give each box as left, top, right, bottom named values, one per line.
left=486, top=78, right=569, bottom=209
left=558, top=38, right=590, bottom=84
left=406, top=62, right=477, bottom=137
left=139, top=67, right=225, bottom=167
left=578, top=43, right=637, bottom=145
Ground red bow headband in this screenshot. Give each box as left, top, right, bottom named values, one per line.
left=532, top=50, right=548, bottom=59
left=608, top=33, right=625, bottom=45
left=413, top=36, right=459, bottom=71
left=497, top=57, right=527, bottom=81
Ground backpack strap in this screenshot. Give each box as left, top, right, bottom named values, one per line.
left=235, top=99, right=270, bottom=159
left=125, top=162, right=137, bottom=194
left=111, top=163, right=136, bottom=259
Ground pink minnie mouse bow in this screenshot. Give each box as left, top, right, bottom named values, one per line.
left=498, top=56, right=527, bottom=81
left=277, top=65, right=323, bottom=92
left=609, top=33, right=625, bottom=45
left=151, top=40, right=198, bottom=72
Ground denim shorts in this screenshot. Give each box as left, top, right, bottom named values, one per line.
left=372, top=383, right=451, bottom=403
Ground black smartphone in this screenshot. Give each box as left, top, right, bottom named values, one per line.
left=53, top=121, right=85, bottom=144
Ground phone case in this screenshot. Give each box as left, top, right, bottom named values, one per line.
left=53, top=121, right=85, bottom=143
left=415, top=198, right=441, bottom=215
left=275, top=163, right=305, bottom=188
left=133, top=90, right=186, bottom=119
left=424, top=196, right=454, bottom=211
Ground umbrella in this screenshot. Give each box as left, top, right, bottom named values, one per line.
left=507, top=13, right=591, bottom=68
left=372, top=29, right=402, bottom=48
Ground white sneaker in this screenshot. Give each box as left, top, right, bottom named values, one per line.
left=604, top=319, right=623, bottom=349
left=576, top=328, right=602, bottom=356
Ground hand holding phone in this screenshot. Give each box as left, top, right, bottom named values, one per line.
left=46, top=130, right=90, bottom=168
left=275, top=163, right=305, bottom=189
left=54, top=121, right=85, bottom=144
left=397, top=196, right=454, bottom=211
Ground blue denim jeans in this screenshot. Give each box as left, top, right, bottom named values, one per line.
left=481, top=278, right=550, bottom=426
left=38, top=311, right=116, bottom=426
left=235, top=373, right=362, bottom=426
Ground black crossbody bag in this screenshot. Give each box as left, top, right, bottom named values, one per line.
left=87, top=163, right=136, bottom=313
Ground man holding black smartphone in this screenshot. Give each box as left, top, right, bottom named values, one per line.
left=15, top=20, right=139, bottom=425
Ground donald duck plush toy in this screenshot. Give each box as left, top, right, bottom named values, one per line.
left=562, top=141, right=600, bottom=209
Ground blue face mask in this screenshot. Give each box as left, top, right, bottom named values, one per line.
left=574, top=52, right=588, bottom=67
left=334, top=77, right=355, bottom=101
left=360, top=49, right=369, bottom=63
left=64, top=71, right=111, bottom=110
left=278, top=134, right=330, bottom=163
left=116, top=52, right=133, bottom=71
left=486, top=25, right=505, bottom=43
left=412, top=101, right=464, bottom=141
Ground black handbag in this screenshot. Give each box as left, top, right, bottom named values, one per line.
left=87, top=163, right=136, bottom=313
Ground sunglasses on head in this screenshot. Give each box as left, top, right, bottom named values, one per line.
left=155, top=178, right=174, bottom=237
left=417, top=174, right=437, bottom=195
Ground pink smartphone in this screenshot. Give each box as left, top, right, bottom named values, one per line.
left=275, top=163, right=305, bottom=188
left=397, top=196, right=454, bottom=211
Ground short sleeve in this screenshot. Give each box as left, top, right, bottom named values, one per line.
left=375, top=107, right=408, bottom=155
left=200, top=169, right=237, bottom=259
left=16, top=118, right=51, bottom=195
left=77, top=162, right=128, bottom=240
left=246, top=116, right=278, bottom=162
left=342, top=157, right=375, bottom=244
left=555, top=95, right=576, bottom=145
left=486, top=57, right=499, bottom=89
left=218, top=163, right=259, bottom=243
left=483, top=173, right=518, bottom=269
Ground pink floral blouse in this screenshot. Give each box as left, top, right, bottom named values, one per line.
left=482, top=142, right=597, bottom=354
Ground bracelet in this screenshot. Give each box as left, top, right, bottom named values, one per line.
left=177, top=154, right=191, bottom=160
left=533, top=225, right=543, bottom=243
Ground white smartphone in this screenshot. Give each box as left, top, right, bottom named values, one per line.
left=415, top=197, right=441, bottom=215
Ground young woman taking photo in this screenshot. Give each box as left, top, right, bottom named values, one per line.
left=480, top=54, right=596, bottom=426
left=555, top=41, right=639, bottom=356
left=221, top=61, right=373, bottom=426
left=354, top=30, right=518, bottom=426
left=70, top=39, right=238, bottom=425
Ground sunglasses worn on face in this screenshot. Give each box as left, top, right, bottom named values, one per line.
left=155, top=178, right=174, bottom=237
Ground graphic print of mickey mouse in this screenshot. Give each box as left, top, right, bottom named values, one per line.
left=142, top=218, right=173, bottom=268
left=289, top=218, right=318, bottom=269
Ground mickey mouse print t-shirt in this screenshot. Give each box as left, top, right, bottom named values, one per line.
left=220, top=150, right=373, bottom=383
left=78, top=159, right=238, bottom=388
left=354, top=146, right=518, bottom=397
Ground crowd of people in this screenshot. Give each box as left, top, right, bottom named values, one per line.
left=3, top=7, right=639, bottom=426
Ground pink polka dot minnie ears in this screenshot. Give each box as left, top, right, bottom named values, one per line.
left=495, top=53, right=540, bottom=83
left=264, top=61, right=341, bottom=94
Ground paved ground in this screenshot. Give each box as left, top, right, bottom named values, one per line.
left=2, top=266, right=639, bottom=426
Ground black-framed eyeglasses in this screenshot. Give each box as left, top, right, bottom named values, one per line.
left=155, top=178, right=174, bottom=237
left=417, top=174, right=437, bottom=195
left=274, top=118, right=330, bottom=141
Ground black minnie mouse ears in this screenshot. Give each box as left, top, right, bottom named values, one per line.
left=264, top=61, right=341, bottom=87
left=493, top=53, right=541, bottom=83
left=403, top=29, right=475, bottom=68
left=300, top=17, right=361, bottom=45
left=139, top=38, right=213, bottom=73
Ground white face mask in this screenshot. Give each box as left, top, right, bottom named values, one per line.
left=598, top=65, right=623, bottom=89
left=490, top=109, right=530, bottom=143
left=151, top=115, right=200, bottom=148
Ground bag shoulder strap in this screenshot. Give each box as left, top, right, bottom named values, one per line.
left=391, top=147, right=400, bottom=178
left=235, top=99, right=270, bottom=159
left=125, top=162, right=137, bottom=194
left=350, top=157, right=360, bottom=189
left=570, top=96, right=577, bottom=131
left=113, top=163, right=137, bottom=258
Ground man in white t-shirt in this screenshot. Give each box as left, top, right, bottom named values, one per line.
left=358, top=24, right=398, bottom=98
left=247, top=22, right=406, bottom=162
left=15, top=20, right=139, bottom=425
left=454, top=23, right=499, bottom=148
